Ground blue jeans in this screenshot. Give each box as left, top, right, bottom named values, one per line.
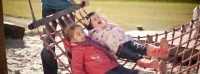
left=41, top=7, right=74, bottom=74
left=117, top=41, right=147, bottom=62
left=106, top=66, right=138, bottom=74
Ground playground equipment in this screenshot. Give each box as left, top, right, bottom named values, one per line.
left=28, top=3, right=200, bottom=74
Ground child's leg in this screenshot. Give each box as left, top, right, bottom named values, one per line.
left=117, top=42, right=145, bottom=62
left=117, top=41, right=147, bottom=62
left=118, top=38, right=169, bottom=61
left=146, top=38, right=169, bottom=59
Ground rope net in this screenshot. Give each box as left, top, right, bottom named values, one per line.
left=28, top=4, right=200, bottom=74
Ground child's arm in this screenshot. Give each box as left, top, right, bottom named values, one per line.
left=89, top=30, right=108, bottom=47
left=71, top=50, right=87, bottom=74
left=99, top=14, right=119, bottom=28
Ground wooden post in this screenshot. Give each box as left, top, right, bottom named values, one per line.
left=0, top=0, right=8, bottom=73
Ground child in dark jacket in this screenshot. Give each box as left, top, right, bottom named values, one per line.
left=63, top=24, right=157, bottom=74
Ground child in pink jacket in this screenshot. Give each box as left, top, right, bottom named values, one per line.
left=64, top=24, right=156, bottom=74
left=83, top=12, right=169, bottom=73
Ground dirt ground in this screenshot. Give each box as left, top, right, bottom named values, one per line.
left=4, top=16, right=69, bottom=74
left=6, top=35, right=74, bottom=74
left=6, top=36, right=43, bottom=74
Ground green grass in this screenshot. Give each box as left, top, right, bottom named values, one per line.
left=3, top=0, right=199, bottom=31
left=3, top=0, right=41, bottom=18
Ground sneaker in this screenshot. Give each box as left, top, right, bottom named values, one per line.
left=157, top=60, right=167, bottom=74
left=159, top=38, right=169, bottom=59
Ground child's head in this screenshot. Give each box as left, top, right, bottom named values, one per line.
left=64, top=24, right=86, bottom=43
left=84, top=12, right=107, bottom=30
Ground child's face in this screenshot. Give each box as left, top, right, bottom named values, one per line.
left=90, top=13, right=106, bottom=29
left=71, top=26, right=86, bottom=43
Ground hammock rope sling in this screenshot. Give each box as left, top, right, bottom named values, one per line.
left=28, top=1, right=200, bottom=74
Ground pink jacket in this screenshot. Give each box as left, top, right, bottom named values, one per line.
left=88, top=24, right=133, bottom=54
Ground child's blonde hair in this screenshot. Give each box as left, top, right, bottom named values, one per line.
left=64, top=23, right=82, bottom=41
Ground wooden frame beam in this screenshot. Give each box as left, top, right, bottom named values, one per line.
left=0, top=0, right=8, bottom=73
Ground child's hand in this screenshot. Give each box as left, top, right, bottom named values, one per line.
left=83, top=18, right=90, bottom=26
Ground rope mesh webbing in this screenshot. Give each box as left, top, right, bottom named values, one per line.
left=131, top=19, right=200, bottom=74
left=28, top=4, right=200, bottom=74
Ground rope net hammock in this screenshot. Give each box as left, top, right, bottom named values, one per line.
left=28, top=3, right=200, bottom=74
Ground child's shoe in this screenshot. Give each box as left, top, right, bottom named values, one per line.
left=159, top=38, right=169, bottom=59
left=146, top=38, right=169, bottom=59
left=137, top=58, right=159, bottom=69
left=157, top=60, right=167, bottom=74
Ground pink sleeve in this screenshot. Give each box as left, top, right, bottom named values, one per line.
left=107, top=23, right=119, bottom=28
left=71, top=49, right=86, bottom=74
left=89, top=30, right=107, bottom=45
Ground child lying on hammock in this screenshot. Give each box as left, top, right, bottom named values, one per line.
left=83, top=12, right=169, bottom=72
left=64, top=24, right=156, bottom=74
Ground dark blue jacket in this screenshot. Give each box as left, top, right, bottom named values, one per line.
left=42, top=0, right=72, bottom=9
